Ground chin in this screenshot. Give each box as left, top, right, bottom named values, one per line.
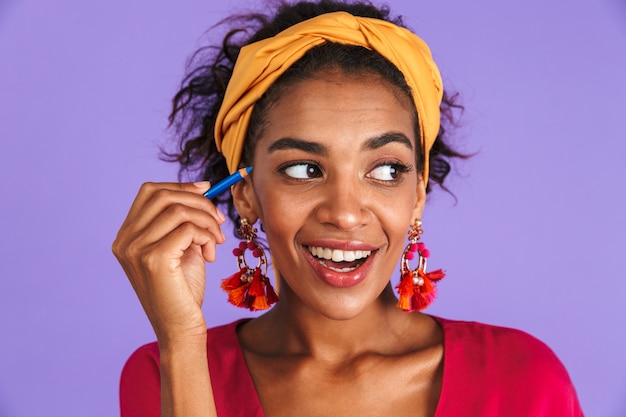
left=306, top=292, right=382, bottom=322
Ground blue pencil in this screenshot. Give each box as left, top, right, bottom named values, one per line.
left=203, top=166, right=253, bottom=199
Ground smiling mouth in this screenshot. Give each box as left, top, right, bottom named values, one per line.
left=307, top=246, right=373, bottom=272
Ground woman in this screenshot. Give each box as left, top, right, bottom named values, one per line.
left=113, top=1, right=584, bottom=416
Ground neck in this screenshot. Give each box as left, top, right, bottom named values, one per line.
left=248, top=284, right=429, bottom=364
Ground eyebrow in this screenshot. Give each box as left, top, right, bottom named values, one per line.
left=363, top=132, right=414, bottom=151
left=266, top=132, right=414, bottom=155
left=267, top=138, right=327, bottom=156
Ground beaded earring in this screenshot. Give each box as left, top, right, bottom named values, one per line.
left=396, top=219, right=445, bottom=311
left=220, top=218, right=279, bottom=311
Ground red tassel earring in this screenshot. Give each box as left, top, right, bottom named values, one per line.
left=396, top=219, right=445, bottom=312
left=220, top=218, right=279, bottom=311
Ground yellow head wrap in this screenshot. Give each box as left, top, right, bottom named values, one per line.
left=215, top=11, right=443, bottom=185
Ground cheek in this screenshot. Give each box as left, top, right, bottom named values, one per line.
left=382, top=195, right=418, bottom=246
left=252, top=185, right=299, bottom=238
left=389, top=217, right=411, bottom=249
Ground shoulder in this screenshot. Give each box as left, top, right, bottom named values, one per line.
left=432, top=316, right=584, bottom=416
left=119, top=320, right=247, bottom=416
left=437, top=317, right=567, bottom=375
left=120, top=342, right=161, bottom=416
left=121, top=320, right=245, bottom=376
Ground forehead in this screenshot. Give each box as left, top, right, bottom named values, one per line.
left=260, top=72, right=417, bottom=145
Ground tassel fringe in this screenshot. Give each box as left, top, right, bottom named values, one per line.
left=395, top=268, right=445, bottom=312
left=220, top=267, right=279, bottom=312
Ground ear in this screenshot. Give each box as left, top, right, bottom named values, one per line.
left=411, top=175, right=427, bottom=221
left=231, top=176, right=261, bottom=224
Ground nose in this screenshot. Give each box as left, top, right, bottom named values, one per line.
left=314, top=174, right=371, bottom=230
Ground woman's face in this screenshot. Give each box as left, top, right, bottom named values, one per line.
left=234, top=71, right=426, bottom=319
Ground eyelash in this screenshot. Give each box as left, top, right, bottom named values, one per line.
left=368, top=161, right=414, bottom=183
left=277, top=161, right=323, bottom=181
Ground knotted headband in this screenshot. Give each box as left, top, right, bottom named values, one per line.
left=215, top=11, right=443, bottom=185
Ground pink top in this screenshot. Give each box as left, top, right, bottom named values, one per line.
left=120, top=317, right=584, bottom=416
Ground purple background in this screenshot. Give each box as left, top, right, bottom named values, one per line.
left=1, top=0, right=625, bottom=416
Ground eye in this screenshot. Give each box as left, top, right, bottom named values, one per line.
left=282, top=162, right=323, bottom=179
left=368, top=164, right=402, bottom=181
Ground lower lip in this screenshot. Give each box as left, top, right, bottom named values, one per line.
left=303, top=248, right=376, bottom=288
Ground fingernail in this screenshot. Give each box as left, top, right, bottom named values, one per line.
left=193, top=181, right=211, bottom=188
left=216, top=209, right=226, bottom=222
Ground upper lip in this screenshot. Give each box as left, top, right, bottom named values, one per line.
left=302, top=239, right=378, bottom=251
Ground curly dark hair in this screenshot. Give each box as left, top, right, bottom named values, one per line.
left=164, top=0, right=468, bottom=227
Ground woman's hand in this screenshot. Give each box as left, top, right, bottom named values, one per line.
left=112, top=181, right=227, bottom=346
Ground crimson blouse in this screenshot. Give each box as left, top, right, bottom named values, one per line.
left=120, top=317, right=584, bottom=416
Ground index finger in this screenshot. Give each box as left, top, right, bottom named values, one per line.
left=123, top=181, right=225, bottom=229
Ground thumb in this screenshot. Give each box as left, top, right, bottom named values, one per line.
left=192, top=181, right=212, bottom=194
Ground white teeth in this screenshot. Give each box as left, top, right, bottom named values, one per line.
left=331, top=250, right=343, bottom=262
left=307, top=246, right=372, bottom=261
